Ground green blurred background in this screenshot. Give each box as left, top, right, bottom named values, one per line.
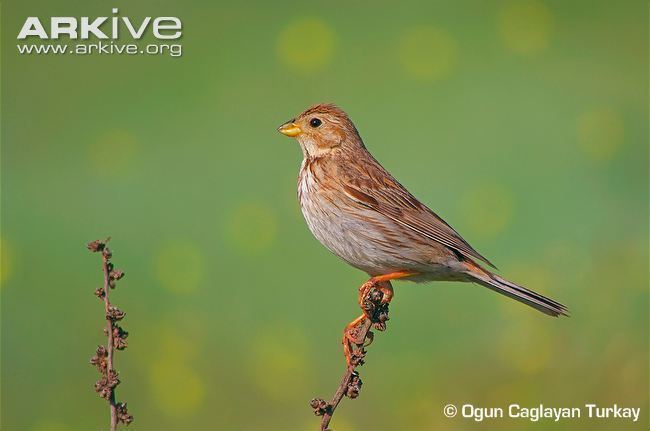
left=2, top=1, right=648, bottom=430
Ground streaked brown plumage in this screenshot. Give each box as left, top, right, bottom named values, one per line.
left=278, top=103, right=567, bottom=361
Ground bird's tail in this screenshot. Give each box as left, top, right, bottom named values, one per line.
left=463, top=260, right=569, bottom=317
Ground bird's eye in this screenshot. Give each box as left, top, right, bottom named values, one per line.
left=309, top=118, right=322, bottom=128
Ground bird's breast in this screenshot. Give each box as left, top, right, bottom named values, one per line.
left=297, top=161, right=427, bottom=275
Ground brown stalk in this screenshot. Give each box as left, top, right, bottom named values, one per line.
left=88, top=238, right=133, bottom=430
left=310, top=285, right=390, bottom=431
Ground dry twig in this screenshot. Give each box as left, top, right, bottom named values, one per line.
left=88, top=238, right=133, bottom=430
left=310, top=285, right=391, bottom=431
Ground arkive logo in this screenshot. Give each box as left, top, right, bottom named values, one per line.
left=18, top=9, right=182, bottom=40
left=16, top=9, right=183, bottom=57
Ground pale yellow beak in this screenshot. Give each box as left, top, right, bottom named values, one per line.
left=277, top=121, right=302, bottom=137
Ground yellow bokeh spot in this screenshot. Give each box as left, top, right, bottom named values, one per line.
left=149, top=328, right=205, bottom=416
left=31, top=422, right=69, bottom=431
left=153, top=240, right=204, bottom=294
left=248, top=325, right=310, bottom=401
left=398, top=26, right=457, bottom=81
left=1, top=237, right=13, bottom=285
left=225, top=202, right=277, bottom=254
left=577, top=107, right=625, bottom=162
left=150, top=359, right=205, bottom=416
left=87, top=130, right=138, bottom=177
left=459, top=183, right=514, bottom=239
left=498, top=0, right=553, bottom=55
left=500, top=321, right=553, bottom=374
left=276, top=18, right=335, bottom=72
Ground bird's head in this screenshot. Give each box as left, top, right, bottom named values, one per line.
left=277, top=103, right=364, bottom=157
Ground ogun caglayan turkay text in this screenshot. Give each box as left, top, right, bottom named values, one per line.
left=460, top=403, right=641, bottom=422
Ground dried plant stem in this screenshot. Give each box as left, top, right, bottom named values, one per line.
left=88, top=238, right=133, bottom=430
left=101, top=252, right=119, bottom=430
left=310, top=285, right=390, bottom=431
left=320, top=320, right=371, bottom=431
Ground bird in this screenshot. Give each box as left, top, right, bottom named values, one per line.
left=277, top=103, right=568, bottom=365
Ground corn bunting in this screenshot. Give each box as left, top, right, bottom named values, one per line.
left=278, top=104, right=568, bottom=364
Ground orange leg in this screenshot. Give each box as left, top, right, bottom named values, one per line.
left=343, top=270, right=419, bottom=366
left=358, top=270, right=417, bottom=307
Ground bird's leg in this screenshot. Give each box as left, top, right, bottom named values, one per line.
left=358, top=270, right=417, bottom=307
left=343, top=270, right=419, bottom=366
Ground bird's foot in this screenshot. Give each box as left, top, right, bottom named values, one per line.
left=358, top=279, right=392, bottom=306
left=360, top=286, right=390, bottom=331
left=342, top=283, right=394, bottom=365
left=358, top=280, right=376, bottom=308
left=343, top=273, right=414, bottom=366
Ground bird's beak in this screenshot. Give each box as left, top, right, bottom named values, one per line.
left=277, top=121, right=302, bottom=137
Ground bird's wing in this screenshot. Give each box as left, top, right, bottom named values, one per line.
left=340, top=161, right=497, bottom=269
